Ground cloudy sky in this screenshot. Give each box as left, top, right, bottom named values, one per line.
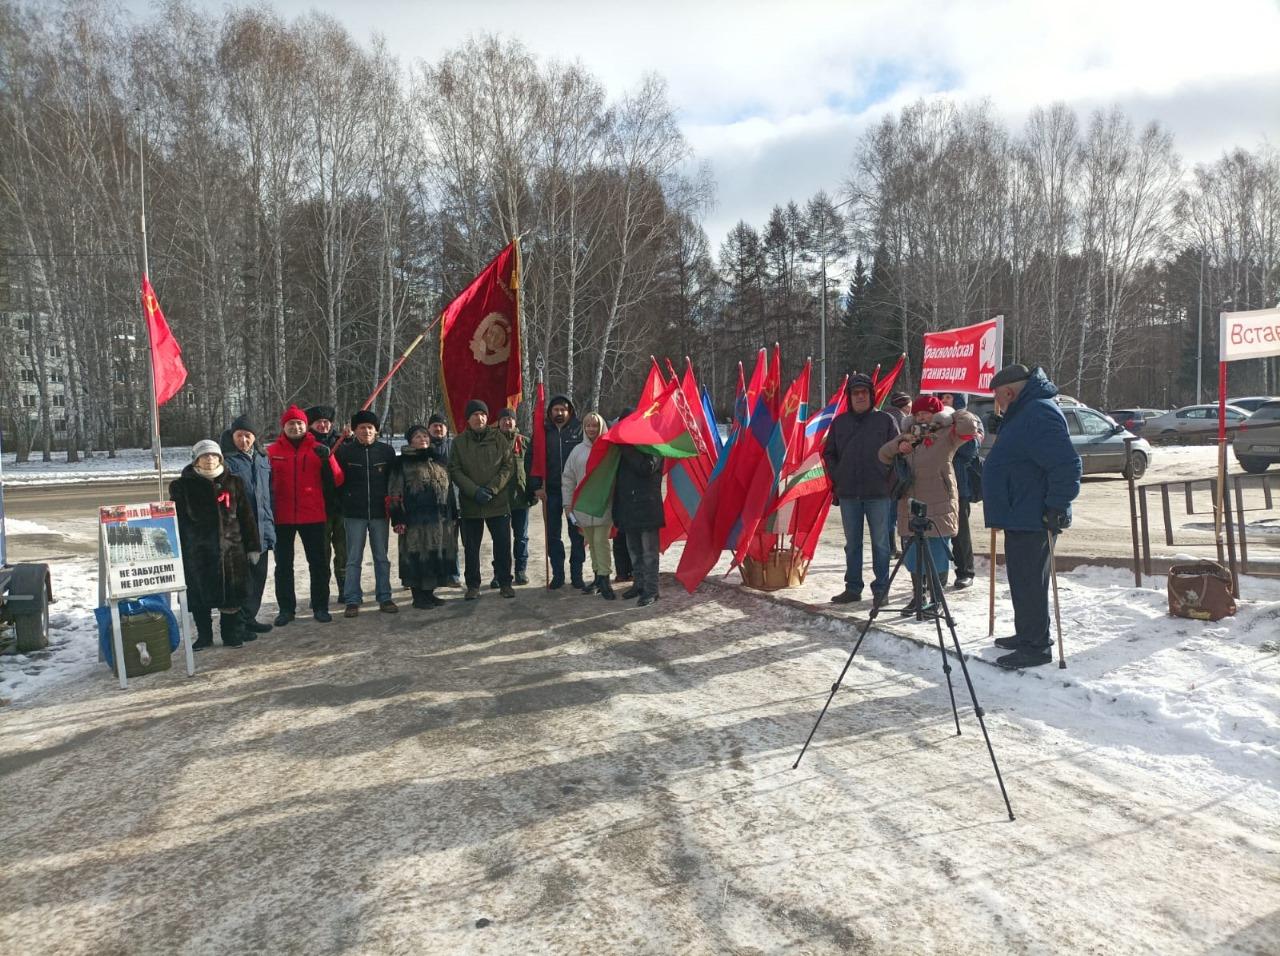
left=180, top=0, right=1280, bottom=243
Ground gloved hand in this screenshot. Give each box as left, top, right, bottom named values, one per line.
left=1043, top=508, right=1071, bottom=532
left=313, top=445, right=330, bottom=460
left=475, top=487, right=494, bottom=504
left=247, top=551, right=262, bottom=566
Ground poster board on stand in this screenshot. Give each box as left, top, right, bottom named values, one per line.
left=98, top=501, right=194, bottom=688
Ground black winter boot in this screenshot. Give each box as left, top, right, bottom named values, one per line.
left=411, top=588, right=431, bottom=609
left=581, top=574, right=600, bottom=595
left=899, top=575, right=922, bottom=616
left=599, top=576, right=616, bottom=600
left=192, top=610, right=214, bottom=651
left=220, top=613, right=246, bottom=648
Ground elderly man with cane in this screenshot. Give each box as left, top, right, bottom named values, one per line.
left=981, top=364, right=1081, bottom=669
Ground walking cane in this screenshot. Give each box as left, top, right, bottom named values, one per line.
left=987, top=528, right=998, bottom=637
left=1048, top=530, right=1066, bottom=669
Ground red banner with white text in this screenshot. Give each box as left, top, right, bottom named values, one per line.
left=918, top=316, right=1003, bottom=396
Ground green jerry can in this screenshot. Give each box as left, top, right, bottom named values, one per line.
left=118, top=610, right=173, bottom=677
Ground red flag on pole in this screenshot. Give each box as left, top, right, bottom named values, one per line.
left=439, top=241, right=522, bottom=432
left=141, top=276, right=187, bottom=406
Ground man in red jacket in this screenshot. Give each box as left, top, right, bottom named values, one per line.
left=269, top=405, right=344, bottom=624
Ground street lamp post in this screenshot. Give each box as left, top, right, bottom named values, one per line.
left=818, top=194, right=854, bottom=400
left=1196, top=249, right=1204, bottom=404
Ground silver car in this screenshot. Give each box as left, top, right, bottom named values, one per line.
left=1143, top=404, right=1251, bottom=443
left=1062, top=406, right=1153, bottom=479
left=1233, top=399, right=1280, bottom=473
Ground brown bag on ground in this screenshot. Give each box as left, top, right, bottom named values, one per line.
left=1167, top=562, right=1236, bottom=622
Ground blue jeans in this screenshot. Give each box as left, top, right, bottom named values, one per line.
left=839, top=497, right=891, bottom=596
left=343, top=517, right=392, bottom=605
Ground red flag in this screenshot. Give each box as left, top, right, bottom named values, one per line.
left=874, top=353, right=906, bottom=408
left=439, top=241, right=522, bottom=432
left=660, top=359, right=718, bottom=552
left=530, top=380, right=546, bottom=481
left=779, top=360, right=811, bottom=471
left=744, top=348, right=767, bottom=418
left=638, top=357, right=666, bottom=407
left=141, top=276, right=187, bottom=406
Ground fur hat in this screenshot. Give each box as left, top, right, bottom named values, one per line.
left=351, top=409, right=380, bottom=429
left=912, top=395, right=944, bottom=415
left=280, top=405, right=308, bottom=426
left=465, top=399, right=489, bottom=419
left=306, top=404, right=336, bottom=424
left=847, top=373, right=874, bottom=394
left=405, top=423, right=430, bottom=445
left=990, top=364, right=1031, bottom=389
left=192, top=439, right=222, bottom=461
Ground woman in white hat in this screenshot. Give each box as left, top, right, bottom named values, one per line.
left=169, top=439, right=262, bottom=650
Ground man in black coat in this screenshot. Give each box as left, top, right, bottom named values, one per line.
left=307, top=404, right=348, bottom=603
left=614, top=445, right=664, bottom=606
left=335, top=410, right=399, bottom=616
left=822, top=373, right=900, bottom=607
left=526, top=393, right=586, bottom=589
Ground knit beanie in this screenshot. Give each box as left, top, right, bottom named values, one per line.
left=229, top=413, right=256, bottom=436
left=405, top=424, right=430, bottom=445
left=465, top=399, right=489, bottom=419
left=911, top=395, right=944, bottom=415
left=428, top=412, right=447, bottom=426
left=280, top=405, right=308, bottom=426
left=351, top=409, right=380, bottom=429
left=192, top=439, right=222, bottom=461
left=890, top=392, right=911, bottom=409
left=497, top=407, right=516, bottom=421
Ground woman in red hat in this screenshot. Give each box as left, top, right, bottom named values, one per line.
left=879, top=395, right=979, bottom=614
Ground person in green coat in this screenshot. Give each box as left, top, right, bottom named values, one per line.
left=448, top=399, right=515, bottom=600
left=490, top=407, right=530, bottom=587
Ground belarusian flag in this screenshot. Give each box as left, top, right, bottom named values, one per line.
left=571, top=379, right=698, bottom=517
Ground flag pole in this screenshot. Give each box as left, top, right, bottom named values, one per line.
left=138, top=112, right=164, bottom=501
left=536, top=354, right=550, bottom=589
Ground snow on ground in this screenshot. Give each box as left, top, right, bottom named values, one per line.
left=2, top=446, right=187, bottom=485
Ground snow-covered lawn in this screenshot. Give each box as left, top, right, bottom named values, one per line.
left=2, top=446, right=187, bottom=485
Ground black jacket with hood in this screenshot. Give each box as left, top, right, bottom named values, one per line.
left=526, top=393, right=583, bottom=498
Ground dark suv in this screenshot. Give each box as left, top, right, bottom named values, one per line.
left=1233, top=400, right=1280, bottom=473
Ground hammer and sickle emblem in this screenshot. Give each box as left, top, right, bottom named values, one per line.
left=642, top=400, right=662, bottom=419
left=143, top=292, right=159, bottom=318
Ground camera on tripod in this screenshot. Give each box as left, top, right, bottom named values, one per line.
left=908, top=497, right=930, bottom=533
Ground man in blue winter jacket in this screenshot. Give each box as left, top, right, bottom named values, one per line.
left=982, top=364, right=1082, bottom=669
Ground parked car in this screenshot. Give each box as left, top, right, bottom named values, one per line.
left=1142, top=404, right=1251, bottom=443
left=968, top=393, right=1081, bottom=434
left=1233, top=399, right=1280, bottom=473
left=1105, top=408, right=1167, bottom=434
left=1061, top=406, right=1153, bottom=479
left=0, top=429, right=54, bottom=653
left=1226, top=395, right=1280, bottom=414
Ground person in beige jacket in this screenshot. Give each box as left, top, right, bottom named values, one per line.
left=561, top=412, right=616, bottom=600
left=879, top=395, right=979, bottom=614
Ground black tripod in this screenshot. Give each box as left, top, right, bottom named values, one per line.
left=794, top=500, right=1015, bottom=821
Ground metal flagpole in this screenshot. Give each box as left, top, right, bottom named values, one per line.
left=138, top=113, right=164, bottom=502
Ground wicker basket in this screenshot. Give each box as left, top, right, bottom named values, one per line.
left=740, top=548, right=810, bottom=591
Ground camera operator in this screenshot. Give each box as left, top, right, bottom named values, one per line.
left=981, top=365, right=1082, bottom=669
left=878, top=395, right=978, bottom=615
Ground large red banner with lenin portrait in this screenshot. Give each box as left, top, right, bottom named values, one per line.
left=439, top=241, right=523, bottom=431
left=917, top=316, right=1004, bottom=396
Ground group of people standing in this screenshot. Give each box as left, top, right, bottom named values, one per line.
left=169, top=393, right=664, bottom=650
left=822, top=364, right=1081, bottom=669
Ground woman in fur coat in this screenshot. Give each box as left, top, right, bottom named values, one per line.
left=389, top=425, right=459, bottom=609
left=170, top=439, right=262, bottom=649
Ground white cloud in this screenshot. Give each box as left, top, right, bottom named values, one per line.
left=167, top=0, right=1280, bottom=242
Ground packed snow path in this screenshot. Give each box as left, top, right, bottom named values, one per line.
left=1, top=578, right=1276, bottom=955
